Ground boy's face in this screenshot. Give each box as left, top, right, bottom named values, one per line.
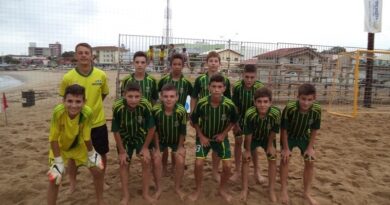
left=161, top=90, right=178, bottom=109
left=207, top=57, right=220, bottom=73
left=243, top=72, right=256, bottom=88
left=63, top=94, right=85, bottom=118
left=171, top=58, right=183, bottom=75
left=124, top=91, right=141, bottom=108
left=254, top=96, right=271, bottom=115
left=133, top=56, right=147, bottom=73
left=75, top=46, right=92, bottom=67
left=298, top=94, right=316, bottom=112
left=208, top=81, right=226, bottom=98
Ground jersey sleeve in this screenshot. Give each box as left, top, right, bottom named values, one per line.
left=224, top=78, right=231, bottom=98
left=191, top=102, right=201, bottom=124
left=271, top=110, right=281, bottom=133
left=111, top=106, right=121, bottom=132
left=281, top=106, right=289, bottom=129
left=144, top=106, right=155, bottom=129
left=229, top=103, right=239, bottom=123
left=179, top=111, right=187, bottom=136
left=49, top=112, right=61, bottom=142
left=101, top=73, right=109, bottom=95
left=81, top=114, right=92, bottom=141
left=311, top=110, right=321, bottom=130
left=191, top=77, right=201, bottom=98
left=151, top=79, right=159, bottom=101
left=243, top=111, right=253, bottom=135
left=232, top=86, right=239, bottom=111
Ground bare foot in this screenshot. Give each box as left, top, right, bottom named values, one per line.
left=255, top=172, right=266, bottom=184
left=143, top=194, right=156, bottom=205
left=120, top=198, right=129, bottom=205
left=218, top=189, right=233, bottom=204
left=229, top=171, right=240, bottom=182
left=175, top=189, right=186, bottom=201
left=304, top=194, right=319, bottom=205
left=269, top=189, right=277, bottom=203
left=213, top=171, right=221, bottom=183
left=240, top=189, right=248, bottom=202
left=154, top=188, right=162, bottom=200
left=280, top=190, right=290, bottom=205
left=188, top=191, right=200, bottom=202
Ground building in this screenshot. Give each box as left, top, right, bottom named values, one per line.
left=92, top=46, right=127, bottom=66
left=49, top=42, right=62, bottom=57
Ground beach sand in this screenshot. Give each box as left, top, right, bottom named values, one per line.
left=0, top=70, right=389, bottom=205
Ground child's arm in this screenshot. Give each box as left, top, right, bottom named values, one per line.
left=154, top=132, right=161, bottom=152
left=243, top=134, right=252, bottom=162
left=113, top=132, right=128, bottom=166
left=50, top=141, right=61, bottom=158
left=194, top=124, right=210, bottom=147
left=280, top=128, right=291, bottom=163
left=267, top=131, right=277, bottom=157
left=304, top=129, right=318, bottom=160
left=214, top=122, right=234, bottom=142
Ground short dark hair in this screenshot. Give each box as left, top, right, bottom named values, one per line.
left=125, top=82, right=141, bottom=93
left=244, top=64, right=257, bottom=73
left=206, top=51, right=221, bottom=62
left=75, top=43, right=92, bottom=54
left=298, top=83, right=316, bottom=96
left=170, top=53, right=184, bottom=65
left=161, top=83, right=177, bottom=94
left=133, top=51, right=147, bottom=61
left=209, top=74, right=225, bottom=86
left=254, top=87, right=272, bottom=101
left=64, top=84, right=85, bottom=100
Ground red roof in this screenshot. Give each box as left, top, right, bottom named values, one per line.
left=254, top=47, right=321, bottom=58
left=240, top=58, right=257, bottom=65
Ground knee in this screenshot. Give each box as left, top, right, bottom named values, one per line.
left=235, top=138, right=243, bottom=146
left=195, top=159, right=204, bottom=167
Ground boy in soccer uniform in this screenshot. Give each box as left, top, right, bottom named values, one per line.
left=230, top=64, right=264, bottom=182
left=112, top=82, right=158, bottom=205
left=240, top=87, right=281, bottom=202
left=280, top=83, right=321, bottom=205
left=190, top=51, right=231, bottom=182
left=188, top=74, right=238, bottom=203
left=152, top=84, right=187, bottom=200
left=60, top=43, right=109, bottom=192
left=121, top=51, right=158, bottom=104
left=47, top=84, right=105, bottom=205
left=158, top=53, right=193, bottom=175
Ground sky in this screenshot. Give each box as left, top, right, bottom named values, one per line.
left=1, top=0, right=389, bottom=55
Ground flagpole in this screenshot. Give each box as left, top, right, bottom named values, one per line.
left=2, top=92, right=8, bottom=126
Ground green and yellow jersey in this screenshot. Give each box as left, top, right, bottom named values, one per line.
left=158, top=74, right=193, bottom=106
left=243, top=105, right=281, bottom=140
left=152, top=103, right=187, bottom=145
left=191, top=73, right=231, bottom=99
left=120, top=73, right=158, bottom=103
left=59, top=67, right=109, bottom=128
left=111, top=98, right=155, bottom=146
left=281, top=101, right=321, bottom=140
left=191, top=96, right=238, bottom=138
left=232, top=80, right=264, bottom=122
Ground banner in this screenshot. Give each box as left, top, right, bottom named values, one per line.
left=364, top=0, right=383, bottom=33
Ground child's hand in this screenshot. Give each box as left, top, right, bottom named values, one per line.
left=118, top=152, right=128, bottom=166
left=139, top=148, right=151, bottom=161
left=199, top=135, right=210, bottom=147
left=304, top=147, right=315, bottom=162
left=214, top=133, right=225, bottom=142
left=281, top=149, right=291, bottom=163
left=88, top=150, right=104, bottom=170
left=47, top=157, right=64, bottom=185
left=267, top=145, right=276, bottom=160
left=232, top=124, right=242, bottom=136
left=243, top=150, right=251, bottom=162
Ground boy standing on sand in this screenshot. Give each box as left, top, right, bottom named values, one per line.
left=280, top=83, right=321, bottom=205
left=189, top=74, right=238, bottom=203
left=47, top=84, right=105, bottom=205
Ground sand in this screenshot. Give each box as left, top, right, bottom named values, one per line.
left=0, top=70, right=389, bottom=205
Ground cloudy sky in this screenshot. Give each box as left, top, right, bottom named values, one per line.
left=1, top=0, right=389, bottom=55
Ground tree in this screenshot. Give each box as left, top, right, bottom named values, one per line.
left=321, top=47, right=346, bottom=54
left=61, top=51, right=75, bottom=58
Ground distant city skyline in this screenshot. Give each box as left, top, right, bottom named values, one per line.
left=1, top=0, right=389, bottom=55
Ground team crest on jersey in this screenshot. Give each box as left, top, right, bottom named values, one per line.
left=92, top=80, right=103, bottom=86
left=221, top=114, right=227, bottom=121
left=137, top=116, right=143, bottom=123
left=174, top=121, right=179, bottom=127
left=145, top=86, right=150, bottom=93
left=179, top=88, right=184, bottom=94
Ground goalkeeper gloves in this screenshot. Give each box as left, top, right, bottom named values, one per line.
left=47, top=156, right=64, bottom=185
left=87, top=150, right=104, bottom=170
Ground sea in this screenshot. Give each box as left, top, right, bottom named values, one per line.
left=0, top=75, right=23, bottom=91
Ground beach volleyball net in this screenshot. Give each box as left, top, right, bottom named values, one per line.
left=328, top=50, right=390, bottom=117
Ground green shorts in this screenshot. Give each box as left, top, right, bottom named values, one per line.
left=251, top=139, right=277, bottom=160
left=125, top=143, right=143, bottom=160
left=283, top=138, right=314, bottom=161
left=195, top=138, right=231, bottom=160
left=160, top=143, right=179, bottom=152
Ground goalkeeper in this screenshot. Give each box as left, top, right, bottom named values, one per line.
left=47, top=84, right=106, bottom=205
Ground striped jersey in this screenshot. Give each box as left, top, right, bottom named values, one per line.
left=158, top=74, right=193, bottom=106
left=281, top=101, right=321, bottom=140
left=152, top=103, right=187, bottom=144
left=243, top=106, right=281, bottom=141
left=191, top=96, right=238, bottom=139
left=120, top=73, right=158, bottom=103
left=111, top=98, right=155, bottom=145
left=232, top=80, right=264, bottom=120
left=191, top=73, right=231, bottom=99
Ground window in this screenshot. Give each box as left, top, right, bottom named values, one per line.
left=234, top=58, right=238, bottom=61
left=290, top=58, right=293, bottom=64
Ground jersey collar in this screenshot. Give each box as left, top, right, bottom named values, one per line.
left=75, top=66, right=94, bottom=77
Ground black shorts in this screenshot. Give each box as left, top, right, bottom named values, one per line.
left=91, top=124, right=109, bottom=155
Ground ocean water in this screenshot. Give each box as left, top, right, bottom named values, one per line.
left=0, top=75, right=23, bottom=91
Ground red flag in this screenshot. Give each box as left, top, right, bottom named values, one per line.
left=2, top=92, right=8, bottom=111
